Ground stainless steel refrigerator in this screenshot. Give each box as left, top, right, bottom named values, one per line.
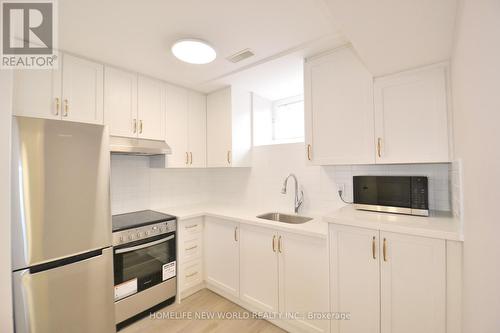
left=11, top=116, right=115, bottom=333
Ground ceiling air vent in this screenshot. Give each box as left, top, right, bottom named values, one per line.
left=227, top=49, right=255, bottom=63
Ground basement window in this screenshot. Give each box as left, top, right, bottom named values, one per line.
left=253, top=94, right=304, bottom=146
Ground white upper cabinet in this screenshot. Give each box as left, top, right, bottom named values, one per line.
left=305, top=46, right=375, bottom=165
left=239, top=225, right=279, bottom=313
left=61, top=54, right=104, bottom=124
left=157, top=86, right=206, bottom=168
left=330, top=224, right=380, bottom=333
left=204, top=217, right=240, bottom=298
left=207, top=86, right=251, bottom=167
left=13, top=67, right=62, bottom=120
left=104, top=67, right=138, bottom=137
left=165, top=84, right=189, bottom=167
left=188, top=91, right=207, bottom=168
left=13, top=53, right=103, bottom=124
left=380, top=232, right=446, bottom=333
left=374, top=64, right=450, bottom=163
left=137, top=75, right=166, bottom=140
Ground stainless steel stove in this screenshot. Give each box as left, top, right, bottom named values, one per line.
left=112, top=210, right=177, bottom=330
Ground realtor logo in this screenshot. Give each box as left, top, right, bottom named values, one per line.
left=1, top=0, right=58, bottom=69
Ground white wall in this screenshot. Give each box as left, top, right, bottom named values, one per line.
left=112, top=144, right=451, bottom=216
left=451, top=0, right=500, bottom=332
left=0, top=71, right=14, bottom=332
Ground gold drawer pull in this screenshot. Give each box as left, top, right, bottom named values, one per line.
left=372, top=236, right=376, bottom=259
left=227, top=150, right=232, bottom=165
left=377, top=138, right=382, bottom=158
left=185, top=152, right=189, bottom=165
left=383, top=238, right=388, bottom=262
left=133, top=119, right=137, bottom=133
left=278, top=236, right=282, bottom=253
left=185, top=245, right=198, bottom=251
left=272, top=235, right=276, bottom=252
left=234, top=226, right=238, bottom=242
left=185, top=224, right=198, bottom=229
left=307, top=144, right=312, bottom=161
left=139, top=120, right=143, bottom=134
left=190, top=152, right=193, bottom=165
left=186, top=272, right=198, bottom=278
left=63, top=99, right=69, bottom=117
left=55, top=97, right=60, bottom=115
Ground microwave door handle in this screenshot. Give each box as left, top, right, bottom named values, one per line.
left=115, top=235, right=174, bottom=254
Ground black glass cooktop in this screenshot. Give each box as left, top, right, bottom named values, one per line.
left=112, top=210, right=176, bottom=232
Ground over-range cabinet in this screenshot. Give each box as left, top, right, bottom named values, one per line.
left=11, top=116, right=115, bottom=333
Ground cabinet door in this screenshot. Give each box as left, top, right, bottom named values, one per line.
left=188, top=91, right=207, bottom=168
left=374, top=65, right=450, bottom=163
left=380, top=232, right=446, bottom=333
left=239, top=225, right=279, bottom=313
left=13, top=68, right=62, bottom=120
left=62, top=54, right=104, bottom=124
left=330, top=224, right=380, bottom=333
left=104, top=67, right=137, bottom=137
left=279, top=232, right=330, bottom=333
left=204, top=217, right=239, bottom=298
left=165, top=84, right=189, bottom=167
left=138, top=75, right=166, bottom=140
left=207, top=87, right=232, bottom=167
left=305, top=46, right=375, bottom=165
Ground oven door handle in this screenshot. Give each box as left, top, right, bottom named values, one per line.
left=115, top=235, right=175, bottom=254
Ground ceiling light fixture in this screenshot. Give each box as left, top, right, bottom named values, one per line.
left=171, top=39, right=217, bottom=64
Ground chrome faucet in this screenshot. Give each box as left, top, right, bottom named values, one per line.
left=281, top=173, right=304, bottom=214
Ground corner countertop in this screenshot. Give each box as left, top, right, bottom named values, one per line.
left=154, top=205, right=329, bottom=239
left=323, top=205, right=463, bottom=241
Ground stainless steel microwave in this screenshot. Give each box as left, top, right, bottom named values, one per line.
left=353, top=176, right=429, bottom=216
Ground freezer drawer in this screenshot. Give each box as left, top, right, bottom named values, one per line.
left=13, top=248, right=115, bottom=333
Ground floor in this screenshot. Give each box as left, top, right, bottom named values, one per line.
left=120, top=289, right=286, bottom=333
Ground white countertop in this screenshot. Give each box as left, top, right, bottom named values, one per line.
left=324, top=206, right=463, bottom=241
left=155, top=205, right=329, bottom=239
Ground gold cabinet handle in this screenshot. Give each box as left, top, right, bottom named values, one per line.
left=272, top=235, right=276, bottom=252
left=307, top=144, right=312, bottom=161
left=372, top=236, right=376, bottom=260
left=185, top=245, right=198, bottom=251
left=383, top=238, right=387, bottom=262
left=139, top=120, right=143, bottom=134
left=185, top=152, right=189, bottom=165
left=227, top=150, right=232, bottom=165
left=190, top=152, right=193, bottom=165
left=377, top=138, right=382, bottom=158
left=63, top=99, right=69, bottom=117
left=185, top=224, right=198, bottom=229
left=186, top=272, right=198, bottom=278
left=234, top=226, right=238, bottom=242
left=54, top=97, right=60, bottom=115
left=278, top=236, right=282, bottom=253
left=133, top=119, right=137, bottom=134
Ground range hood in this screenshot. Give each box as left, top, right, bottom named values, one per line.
left=109, top=136, right=171, bottom=156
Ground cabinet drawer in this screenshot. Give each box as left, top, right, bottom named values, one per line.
left=182, top=260, right=202, bottom=290
left=182, top=238, right=202, bottom=262
left=182, top=219, right=202, bottom=240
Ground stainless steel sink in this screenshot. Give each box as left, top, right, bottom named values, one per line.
left=256, top=212, right=313, bottom=224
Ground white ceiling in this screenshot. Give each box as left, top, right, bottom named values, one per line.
left=59, top=0, right=340, bottom=93
left=323, top=0, right=458, bottom=76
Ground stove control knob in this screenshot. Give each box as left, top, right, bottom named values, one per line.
left=128, top=235, right=133, bottom=240
left=145, top=231, right=149, bottom=236
left=137, top=232, right=141, bottom=238
left=159, top=227, right=164, bottom=232
left=119, top=236, right=124, bottom=242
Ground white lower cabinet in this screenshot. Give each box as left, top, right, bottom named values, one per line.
left=204, top=217, right=240, bottom=298
left=278, top=231, right=330, bottom=333
left=239, top=225, right=279, bottom=313
left=380, top=231, right=446, bottom=333
left=330, top=225, right=380, bottom=333
left=329, top=224, right=446, bottom=333
left=178, top=217, right=204, bottom=299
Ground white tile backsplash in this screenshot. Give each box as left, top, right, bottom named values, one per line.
left=111, top=143, right=455, bottom=215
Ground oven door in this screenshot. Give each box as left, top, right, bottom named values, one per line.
left=113, top=233, right=176, bottom=302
